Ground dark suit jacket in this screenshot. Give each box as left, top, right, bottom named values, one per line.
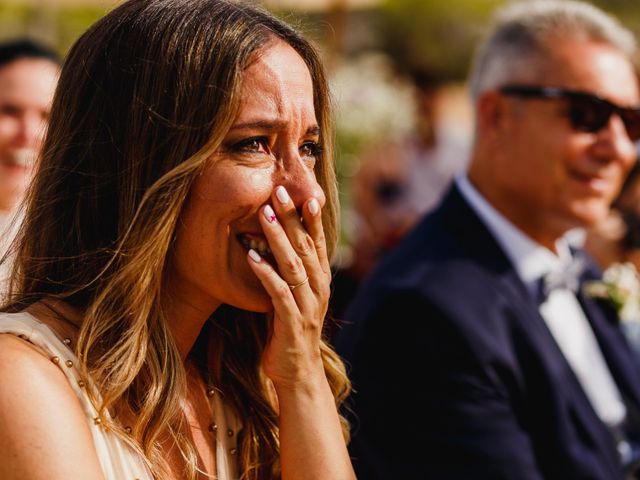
left=335, top=184, right=640, bottom=480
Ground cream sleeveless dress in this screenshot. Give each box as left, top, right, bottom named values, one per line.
left=0, top=311, right=241, bottom=480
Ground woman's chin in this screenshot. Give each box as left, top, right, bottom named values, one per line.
left=237, top=285, right=274, bottom=314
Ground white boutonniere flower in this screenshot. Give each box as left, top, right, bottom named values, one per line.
left=583, top=262, right=640, bottom=323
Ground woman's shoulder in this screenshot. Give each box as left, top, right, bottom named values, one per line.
left=0, top=310, right=81, bottom=410
left=0, top=311, right=62, bottom=367
left=0, top=309, right=91, bottom=418
left=0, top=314, right=106, bottom=479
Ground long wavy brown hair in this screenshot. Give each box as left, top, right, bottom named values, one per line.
left=3, top=1, right=350, bottom=478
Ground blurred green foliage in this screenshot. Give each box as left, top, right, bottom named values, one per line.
left=54, top=7, right=108, bottom=52
left=378, top=0, right=503, bottom=80
left=0, top=4, right=107, bottom=55
left=376, top=0, right=640, bottom=81
left=2, top=1, right=640, bottom=79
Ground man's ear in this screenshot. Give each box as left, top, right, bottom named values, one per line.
left=476, top=90, right=508, bottom=138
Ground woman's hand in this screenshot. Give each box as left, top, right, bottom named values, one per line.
left=246, top=185, right=355, bottom=480
left=246, top=185, right=331, bottom=389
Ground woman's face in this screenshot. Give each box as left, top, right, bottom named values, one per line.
left=168, top=39, right=326, bottom=316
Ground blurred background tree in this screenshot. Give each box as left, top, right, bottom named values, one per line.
left=3, top=0, right=640, bottom=94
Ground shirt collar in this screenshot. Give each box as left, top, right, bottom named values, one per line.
left=455, top=175, right=576, bottom=295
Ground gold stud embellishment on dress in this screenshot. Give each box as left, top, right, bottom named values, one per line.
left=78, top=379, right=86, bottom=388
left=230, top=448, right=237, bottom=455
left=93, top=417, right=102, bottom=425
left=208, top=423, right=217, bottom=432
left=125, top=426, right=132, bottom=434
left=65, top=360, right=73, bottom=368
left=50, top=356, right=60, bottom=364
left=227, top=428, right=233, bottom=437
left=207, top=388, right=215, bottom=398
left=63, top=338, right=72, bottom=346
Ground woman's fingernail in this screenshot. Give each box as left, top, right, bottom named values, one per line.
left=308, top=198, right=320, bottom=216
left=263, top=205, right=277, bottom=223
left=248, top=249, right=261, bottom=263
left=275, top=186, right=290, bottom=204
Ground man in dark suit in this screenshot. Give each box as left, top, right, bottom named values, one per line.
left=335, top=1, right=640, bottom=479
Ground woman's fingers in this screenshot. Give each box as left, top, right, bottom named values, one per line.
left=260, top=203, right=311, bottom=294
left=250, top=185, right=330, bottom=387
left=264, top=186, right=327, bottom=294
left=301, top=197, right=331, bottom=277
left=247, top=248, right=299, bottom=313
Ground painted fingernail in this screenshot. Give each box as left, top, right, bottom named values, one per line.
left=308, top=198, right=320, bottom=216
left=248, top=249, right=261, bottom=263
left=263, top=205, right=277, bottom=223
left=275, top=186, right=290, bottom=204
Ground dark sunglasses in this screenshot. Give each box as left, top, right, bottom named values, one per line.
left=499, top=85, right=640, bottom=142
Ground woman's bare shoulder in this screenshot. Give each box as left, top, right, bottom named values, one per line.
left=0, top=332, right=64, bottom=384
left=0, top=334, right=106, bottom=479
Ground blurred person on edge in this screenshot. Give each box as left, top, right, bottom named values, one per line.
left=335, top=1, right=640, bottom=479
left=0, top=39, right=59, bottom=283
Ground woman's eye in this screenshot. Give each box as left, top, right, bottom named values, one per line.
left=233, top=137, right=269, bottom=154
left=0, top=104, right=20, bottom=117
left=300, top=141, right=323, bottom=158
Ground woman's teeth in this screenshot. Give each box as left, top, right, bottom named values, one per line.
left=10, top=149, right=37, bottom=167
left=239, top=235, right=272, bottom=257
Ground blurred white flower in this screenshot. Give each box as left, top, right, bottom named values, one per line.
left=583, top=262, right=640, bottom=323
left=330, top=52, right=417, bottom=152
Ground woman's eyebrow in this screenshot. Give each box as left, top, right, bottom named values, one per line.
left=230, top=120, right=320, bottom=136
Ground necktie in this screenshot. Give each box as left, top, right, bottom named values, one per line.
left=537, top=255, right=587, bottom=304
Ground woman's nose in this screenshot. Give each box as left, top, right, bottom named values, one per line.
left=278, top=156, right=326, bottom=210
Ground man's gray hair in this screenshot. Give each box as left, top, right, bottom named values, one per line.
left=468, top=0, right=637, bottom=100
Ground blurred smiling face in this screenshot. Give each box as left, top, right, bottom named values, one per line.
left=168, top=39, right=326, bottom=315
left=0, top=58, right=58, bottom=212
left=479, top=39, right=639, bottom=246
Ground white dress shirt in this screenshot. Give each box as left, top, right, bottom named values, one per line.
left=456, top=174, right=626, bottom=427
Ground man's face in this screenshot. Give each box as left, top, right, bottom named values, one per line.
left=0, top=58, right=58, bottom=212
left=477, top=39, right=639, bottom=245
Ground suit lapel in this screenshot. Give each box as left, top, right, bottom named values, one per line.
left=578, top=261, right=640, bottom=411
left=496, top=266, right=619, bottom=458
left=439, top=185, right=625, bottom=472
left=439, top=186, right=589, bottom=376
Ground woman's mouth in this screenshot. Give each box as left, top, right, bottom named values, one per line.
left=237, top=233, right=274, bottom=260
left=6, top=149, right=37, bottom=168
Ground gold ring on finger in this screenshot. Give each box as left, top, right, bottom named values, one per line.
left=288, top=276, right=309, bottom=291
